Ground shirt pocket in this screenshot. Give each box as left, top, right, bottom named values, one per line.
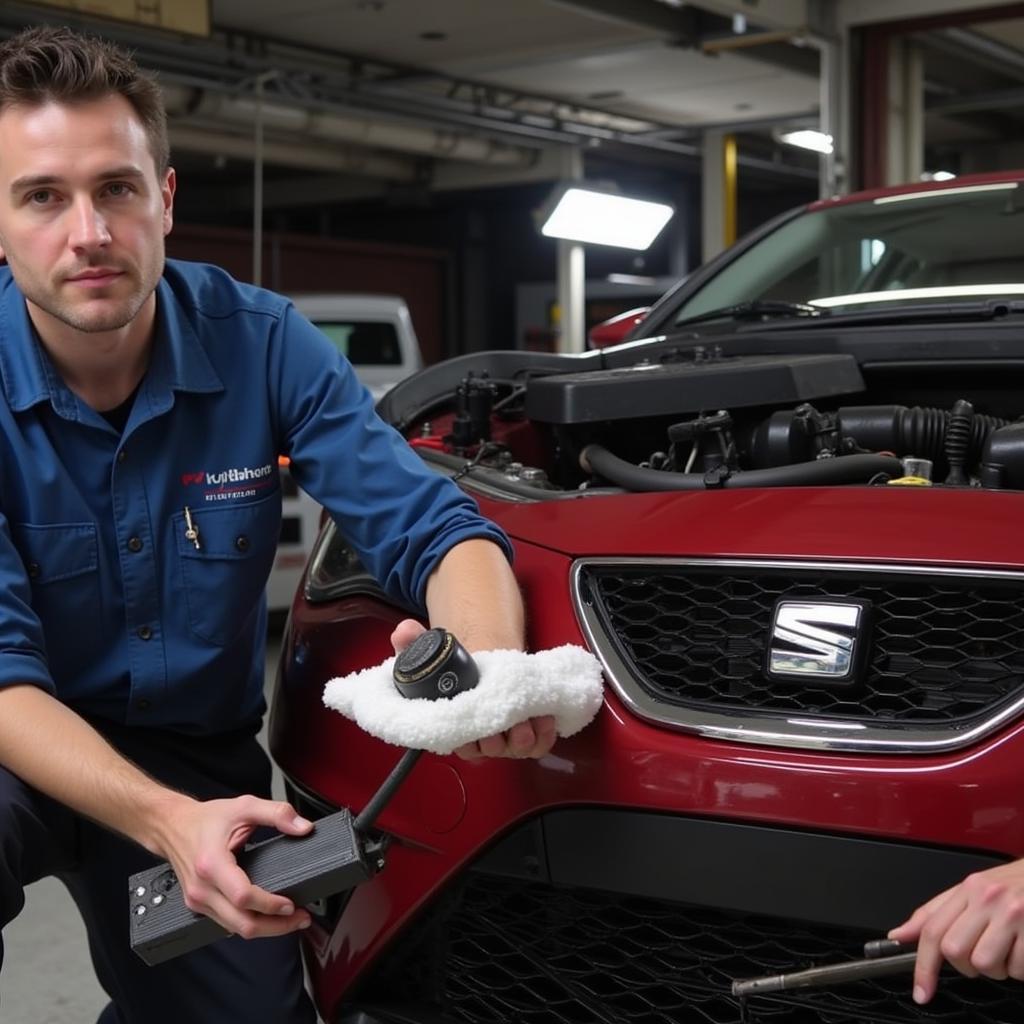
left=173, top=493, right=280, bottom=645
left=12, top=522, right=102, bottom=678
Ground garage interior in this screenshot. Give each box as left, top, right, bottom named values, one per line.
left=4, top=0, right=1024, bottom=363
left=4, top=0, right=1024, bottom=1020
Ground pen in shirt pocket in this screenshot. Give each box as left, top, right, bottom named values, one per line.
left=183, top=506, right=202, bottom=550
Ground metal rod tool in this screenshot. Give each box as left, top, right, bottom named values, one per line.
left=731, top=940, right=917, bottom=998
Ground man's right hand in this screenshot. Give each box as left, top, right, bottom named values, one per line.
left=0, top=687, right=314, bottom=939
left=153, top=792, right=314, bottom=938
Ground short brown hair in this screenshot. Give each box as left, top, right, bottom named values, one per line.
left=0, top=25, right=169, bottom=174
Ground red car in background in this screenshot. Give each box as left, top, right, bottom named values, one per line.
left=270, top=171, right=1024, bottom=1024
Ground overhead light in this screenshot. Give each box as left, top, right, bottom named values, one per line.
left=922, top=170, right=956, bottom=181
left=606, top=273, right=658, bottom=286
left=539, top=185, right=674, bottom=250
left=777, top=129, right=833, bottom=154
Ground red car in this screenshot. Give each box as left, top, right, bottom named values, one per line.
left=269, top=171, right=1024, bottom=1024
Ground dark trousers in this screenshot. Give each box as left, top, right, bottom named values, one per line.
left=0, top=718, right=317, bottom=1024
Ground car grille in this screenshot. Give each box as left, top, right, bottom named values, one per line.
left=355, top=873, right=1022, bottom=1024
left=573, top=559, right=1024, bottom=752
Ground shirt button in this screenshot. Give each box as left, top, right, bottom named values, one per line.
left=27, top=562, right=40, bottom=580
left=137, top=625, right=153, bottom=641
left=128, top=536, right=143, bottom=553
left=235, top=535, right=250, bottom=552
left=136, top=699, right=151, bottom=711
left=117, top=449, right=127, bottom=463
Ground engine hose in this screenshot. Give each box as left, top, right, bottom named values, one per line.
left=944, top=399, right=973, bottom=486
left=580, top=445, right=902, bottom=492
left=837, top=405, right=1008, bottom=463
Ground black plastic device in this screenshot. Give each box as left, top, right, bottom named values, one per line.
left=129, top=630, right=478, bottom=967
left=392, top=627, right=480, bottom=700
left=129, top=808, right=372, bottom=966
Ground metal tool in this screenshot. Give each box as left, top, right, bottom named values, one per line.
left=731, top=939, right=917, bottom=998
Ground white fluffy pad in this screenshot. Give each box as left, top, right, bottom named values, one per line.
left=323, top=646, right=605, bottom=755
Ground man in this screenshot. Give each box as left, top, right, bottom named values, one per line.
left=0, top=25, right=554, bottom=1023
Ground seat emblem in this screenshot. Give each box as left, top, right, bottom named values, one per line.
left=765, top=599, right=871, bottom=684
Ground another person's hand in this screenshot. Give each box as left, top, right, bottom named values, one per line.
left=889, top=859, right=1024, bottom=1003
left=390, top=618, right=558, bottom=761
left=156, top=793, right=314, bottom=939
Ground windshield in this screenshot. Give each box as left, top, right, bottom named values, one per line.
left=672, top=182, right=1024, bottom=325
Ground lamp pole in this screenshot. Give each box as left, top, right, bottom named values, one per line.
left=252, top=70, right=278, bottom=287
left=556, top=148, right=585, bottom=354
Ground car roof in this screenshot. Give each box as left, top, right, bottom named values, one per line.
left=809, top=169, right=1024, bottom=212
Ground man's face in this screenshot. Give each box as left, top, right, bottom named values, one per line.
left=0, top=93, right=174, bottom=337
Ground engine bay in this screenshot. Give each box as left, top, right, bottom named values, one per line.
left=383, top=342, right=1024, bottom=496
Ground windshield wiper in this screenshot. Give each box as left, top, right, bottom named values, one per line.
left=787, top=298, right=1024, bottom=327
left=674, top=300, right=828, bottom=328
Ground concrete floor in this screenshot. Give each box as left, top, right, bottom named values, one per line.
left=2, top=636, right=308, bottom=1023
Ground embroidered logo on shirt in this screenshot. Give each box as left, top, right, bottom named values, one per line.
left=181, top=463, right=275, bottom=501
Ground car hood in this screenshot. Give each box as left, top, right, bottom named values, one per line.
left=484, top=486, right=1024, bottom=568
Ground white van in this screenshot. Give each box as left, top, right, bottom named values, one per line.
left=266, top=294, right=424, bottom=615
left=290, top=293, right=423, bottom=400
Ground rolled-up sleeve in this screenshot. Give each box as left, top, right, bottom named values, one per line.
left=269, top=305, right=512, bottom=609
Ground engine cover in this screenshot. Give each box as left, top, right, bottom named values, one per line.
left=524, top=353, right=864, bottom=424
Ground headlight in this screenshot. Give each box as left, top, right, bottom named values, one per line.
left=304, top=519, right=387, bottom=604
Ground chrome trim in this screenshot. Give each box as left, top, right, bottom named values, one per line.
left=572, top=557, right=1024, bottom=754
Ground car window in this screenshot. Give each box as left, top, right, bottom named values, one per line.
left=672, top=183, right=1024, bottom=324
left=313, top=320, right=403, bottom=365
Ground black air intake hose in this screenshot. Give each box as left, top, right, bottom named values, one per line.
left=943, top=399, right=973, bottom=486
left=837, top=405, right=1007, bottom=464
left=980, top=423, right=1024, bottom=490
left=580, top=445, right=900, bottom=492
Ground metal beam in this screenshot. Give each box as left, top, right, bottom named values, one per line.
left=553, top=0, right=818, bottom=75
left=691, top=0, right=809, bottom=31
left=548, top=0, right=703, bottom=39
left=167, top=125, right=420, bottom=179
left=931, top=27, right=1024, bottom=82
left=0, top=1, right=818, bottom=184
left=927, top=85, right=1024, bottom=117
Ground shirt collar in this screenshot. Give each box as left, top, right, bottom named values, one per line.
left=0, top=267, right=223, bottom=415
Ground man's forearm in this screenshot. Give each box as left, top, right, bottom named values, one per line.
left=424, top=538, right=524, bottom=652
left=0, top=684, right=188, bottom=854
left=419, top=538, right=557, bottom=760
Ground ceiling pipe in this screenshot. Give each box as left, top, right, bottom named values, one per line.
left=162, top=84, right=539, bottom=169
left=167, top=125, right=420, bottom=180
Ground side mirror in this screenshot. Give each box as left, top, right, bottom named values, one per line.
left=587, top=306, right=650, bottom=348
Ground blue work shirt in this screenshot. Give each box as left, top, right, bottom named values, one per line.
left=0, top=260, right=511, bottom=734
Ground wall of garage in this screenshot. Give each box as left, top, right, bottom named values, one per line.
left=166, top=224, right=448, bottom=365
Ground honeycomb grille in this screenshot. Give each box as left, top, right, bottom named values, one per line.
left=581, top=563, right=1024, bottom=726
left=358, top=873, right=1023, bottom=1023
